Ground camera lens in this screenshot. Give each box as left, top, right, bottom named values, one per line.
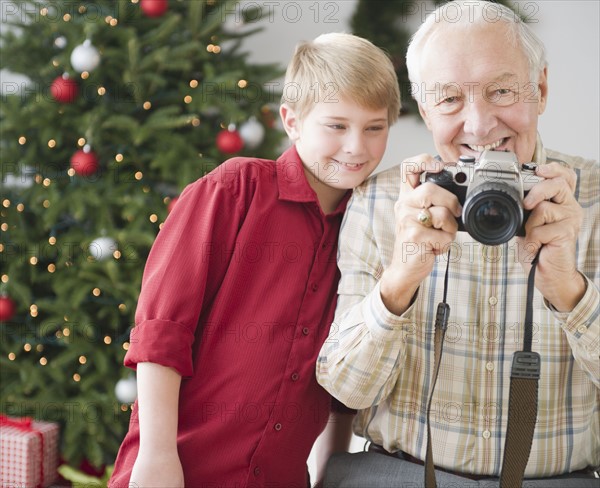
left=463, top=184, right=523, bottom=245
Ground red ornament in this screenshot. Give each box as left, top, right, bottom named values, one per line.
left=216, top=129, right=244, bottom=154
left=167, top=196, right=179, bottom=214
left=50, top=75, right=79, bottom=104
left=140, top=0, right=168, bottom=17
left=0, top=296, right=16, bottom=322
left=70, top=149, right=99, bottom=176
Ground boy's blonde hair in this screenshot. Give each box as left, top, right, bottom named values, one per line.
left=282, top=33, right=401, bottom=124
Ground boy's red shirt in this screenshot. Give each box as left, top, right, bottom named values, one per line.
left=110, top=146, right=351, bottom=487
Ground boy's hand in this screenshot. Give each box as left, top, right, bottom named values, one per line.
left=518, top=162, right=585, bottom=311
left=380, top=155, right=461, bottom=316
left=129, top=449, right=184, bottom=487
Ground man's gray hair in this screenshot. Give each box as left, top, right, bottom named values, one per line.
left=406, top=0, right=547, bottom=92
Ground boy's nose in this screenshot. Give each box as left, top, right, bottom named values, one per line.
left=342, top=132, right=365, bottom=155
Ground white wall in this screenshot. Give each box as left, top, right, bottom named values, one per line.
left=239, top=0, right=600, bottom=172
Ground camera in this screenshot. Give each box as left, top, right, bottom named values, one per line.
left=421, top=150, right=543, bottom=246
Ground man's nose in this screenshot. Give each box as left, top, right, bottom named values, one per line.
left=463, top=99, right=498, bottom=138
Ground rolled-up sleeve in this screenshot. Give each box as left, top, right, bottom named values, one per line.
left=124, top=173, right=243, bottom=377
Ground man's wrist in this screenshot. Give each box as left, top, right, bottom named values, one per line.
left=545, top=271, right=587, bottom=313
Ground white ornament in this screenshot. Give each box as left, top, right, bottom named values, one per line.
left=221, top=16, right=245, bottom=34
left=115, top=376, right=137, bottom=403
left=54, top=36, right=67, bottom=49
left=239, top=117, right=265, bottom=149
left=89, top=236, right=118, bottom=260
left=70, top=40, right=101, bottom=73
left=2, top=165, right=35, bottom=189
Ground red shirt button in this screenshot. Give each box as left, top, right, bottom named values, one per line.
left=274, top=422, right=282, bottom=431
left=291, top=373, right=299, bottom=381
left=302, top=327, right=310, bottom=335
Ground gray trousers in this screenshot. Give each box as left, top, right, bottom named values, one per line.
left=323, top=451, right=599, bottom=488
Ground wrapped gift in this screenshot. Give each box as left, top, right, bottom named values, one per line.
left=0, top=415, right=59, bottom=487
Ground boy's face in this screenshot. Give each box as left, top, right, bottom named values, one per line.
left=281, top=97, right=389, bottom=194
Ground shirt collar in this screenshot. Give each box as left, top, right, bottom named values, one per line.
left=276, top=145, right=351, bottom=216
left=532, top=133, right=547, bottom=165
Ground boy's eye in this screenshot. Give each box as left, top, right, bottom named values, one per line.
left=326, top=124, right=346, bottom=130
left=367, top=125, right=385, bottom=131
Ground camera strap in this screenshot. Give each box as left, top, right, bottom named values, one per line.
left=424, top=248, right=542, bottom=488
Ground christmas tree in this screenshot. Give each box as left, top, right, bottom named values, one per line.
left=0, top=0, right=283, bottom=472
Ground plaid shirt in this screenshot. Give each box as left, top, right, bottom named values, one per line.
left=317, top=139, right=600, bottom=478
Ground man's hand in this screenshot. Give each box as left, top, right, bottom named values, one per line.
left=519, top=162, right=586, bottom=312
left=380, top=155, right=462, bottom=315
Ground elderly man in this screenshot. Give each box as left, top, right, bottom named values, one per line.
left=317, top=1, right=599, bottom=487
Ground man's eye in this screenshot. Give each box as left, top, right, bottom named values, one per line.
left=441, top=96, right=459, bottom=104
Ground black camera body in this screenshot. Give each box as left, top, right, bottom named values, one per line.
left=422, top=150, right=543, bottom=245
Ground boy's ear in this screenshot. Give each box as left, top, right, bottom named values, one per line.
left=280, top=104, right=300, bottom=141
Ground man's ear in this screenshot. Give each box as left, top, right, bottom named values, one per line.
left=537, top=66, right=549, bottom=115
left=280, top=104, right=300, bottom=141
left=418, top=102, right=433, bottom=131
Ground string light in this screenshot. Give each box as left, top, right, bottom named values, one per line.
left=1, top=275, right=8, bottom=283
left=40, top=357, right=48, bottom=365
left=18, top=136, right=26, bottom=145
left=92, top=288, right=101, bottom=297
left=63, top=13, right=71, bottom=22
left=98, top=86, right=106, bottom=96
left=73, top=374, right=81, bottom=382
left=24, top=343, right=32, bottom=352
left=8, top=353, right=16, bottom=361
left=40, top=7, right=48, bottom=15
left=238, top=80, right=248, bottom=88
left=43, top=199, right=51, bottom=208
left=2, top=200, right=9, bottom=208
left=110, top=18, right=118, bottom=26
left=115, top=153, right=124, bottom=162
left=79, top=355, right=87, bottom=364
left=48, top=139, right=56, bottom=148
left=189, top=80, right=198, bottom=88
left=29, top=257, right=38, bottom=266
left=16, top=204, right=25, bottom=212
left=78, top=138, right=86, bottom=146
left=134, top=171, right=143, bottom=180
left=118, top=303, right=127, bottom=312
left=30, top=304, right=38, bottom=316
left=48, top=264, right=56, bottom=273
left=149, top=214, right=158, bottom=223
left=43, top=178, right=51, bottom=187
left=49, top=237, right=57, bottom=245
left=123, top=342, right=130, bottom=351
left=36, top=345, right=44, bottom=352
left=104, top=336, right=112, bottom=345
left=184, top=95, right=192, bottom=104
left=113, top=250, right=121, bottom=259
left=143, top=101, right=152, bottom=110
